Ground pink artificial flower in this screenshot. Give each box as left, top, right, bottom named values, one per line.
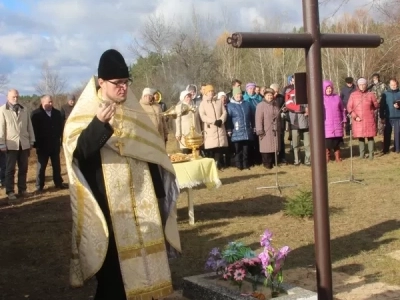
left=234, top=269, right=246, bottom=281
left=223, top=272, right=231, bottom=280
left=260, top=229, right=273, bottom=247
left=258, top=251, right=270, bottom=268
left=277, top=246, right=290, bottom=258
left=242, top=258, right=252, bottom=265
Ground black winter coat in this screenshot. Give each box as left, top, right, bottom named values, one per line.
left=31, top=106, right=63, bottom=152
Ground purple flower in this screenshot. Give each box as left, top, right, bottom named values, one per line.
left=215, top=259, right=226, bottom=269
left=210, top=247, right=220, bottom=256
left=260, top=229, right=273, bottom=247
left=205, top=258, right=215, bottom=270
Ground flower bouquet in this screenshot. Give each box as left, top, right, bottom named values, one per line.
left=205, top=229, right=290, bottom=299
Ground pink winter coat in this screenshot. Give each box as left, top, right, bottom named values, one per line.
left=347, top=89, right=379, bottom=138
left=198, top=99, right=228, bottom=149
left=323, top=80, right=346, bottom=138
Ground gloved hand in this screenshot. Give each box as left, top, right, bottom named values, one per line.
left=214, top=119, right=223, bottom=127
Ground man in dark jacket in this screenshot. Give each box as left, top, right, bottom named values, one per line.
left=226, top=79, right=243, bottom=99
left=31, top=95, right=67, bottom=191
left=340, top=77, right=356, bottom=135
left=340, top=77, right=356, bottom=107
left=380, top=78, right=400, bottom=154
left=60, top=94, right=76, bottom=121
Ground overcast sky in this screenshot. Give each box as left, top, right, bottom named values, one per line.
left=0, top=0, right=375, bottom=95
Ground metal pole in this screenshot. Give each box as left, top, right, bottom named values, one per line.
left=303, top=0, right=333, bottom=299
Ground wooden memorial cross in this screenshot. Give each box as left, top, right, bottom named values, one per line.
left=227, top=0, right=383, bottom=299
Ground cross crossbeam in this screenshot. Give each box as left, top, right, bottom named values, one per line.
left=226, top=1, right=383, bottom=299
left=227, top=32, right=383, bottom=49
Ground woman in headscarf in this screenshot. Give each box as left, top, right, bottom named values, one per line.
left=226, top=87, right=254, bottom=170
left=323, top=80, right=347, bottom=162
left=198, top=85, right=228, bottom=169
left=243, top=82, right=263, bottom=166
left=347, top=77, right=379, bottom=159
left=256, top=89, right=281, bottom=169
left=175, top=90, right=201, bottom=154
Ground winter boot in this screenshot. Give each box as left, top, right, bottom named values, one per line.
left=334, top=149, right=342, bottom=162
left=358, top=139, right=365, bottom=159
left=326, top=149, right=330, bottom=163
left=368, top=139, right=375, bottom=160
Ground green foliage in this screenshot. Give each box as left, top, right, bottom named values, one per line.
left=130, top=52, right=162, bottom=82
left=284, top=190, right=313, bottom=218
left=221, top=241, right=256, bottom=263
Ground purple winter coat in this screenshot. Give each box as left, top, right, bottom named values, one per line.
left=323, top=80, right=346, bottom=138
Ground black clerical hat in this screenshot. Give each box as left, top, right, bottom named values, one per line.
left=98, top=49, right=129, bottom=80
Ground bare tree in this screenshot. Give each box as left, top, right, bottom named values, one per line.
left=35, top=62, right=67, bottom=97
left=0, top=74, right=9, bottom=93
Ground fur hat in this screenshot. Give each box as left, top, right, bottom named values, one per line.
left=98, top=49, right=129, bottom=80
left=264, top=88, right=275, bottom=96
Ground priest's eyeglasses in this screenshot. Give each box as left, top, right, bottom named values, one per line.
left=107, top=79, right=132, bottom=88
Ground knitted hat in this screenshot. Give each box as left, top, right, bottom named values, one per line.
left=98, top=49, right=129, bottom=80
left=357, top=78, right=367, bottom=85
left=217, top=92, right=226, bottom=99
left=232, top=86, right=242, bottom=96
left=179, top=90, right=191, bottom=102
left=245, top=82, right=256, bottom=89
left=67, top=94, right=76, bottom=101
left=203, top=85, right=214, bottom=95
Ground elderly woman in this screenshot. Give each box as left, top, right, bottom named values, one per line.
left=139, top=88, right=168, bottom=144
left=323, top=80, right=347, bottom=162
left=226, top=87, right=254, bottom=170
left=243, top=82, right=263, bottom=166
left=175, top=90, right=202, bottom=154
left=218, top=91, right=232, bottom=168
left=347, top=77, right=379, bottom=159
left=256, top=89, right=281, bottom=169
left=198, top=85, right=228, bottom=169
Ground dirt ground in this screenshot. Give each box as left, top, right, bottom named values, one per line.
left=0, top=136, right=399, bottom=300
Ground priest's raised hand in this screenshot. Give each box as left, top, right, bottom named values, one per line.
left=97, top=102, right=116, bottom=123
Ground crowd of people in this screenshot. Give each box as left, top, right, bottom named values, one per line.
left=1, top=71, right=398, bottom=206
left=145, top=73, right=398, bottom=171
left=0, top=90, right=75, bottom=205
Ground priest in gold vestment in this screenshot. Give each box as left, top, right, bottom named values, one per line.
left=63, top=49, right=181, bottom=300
